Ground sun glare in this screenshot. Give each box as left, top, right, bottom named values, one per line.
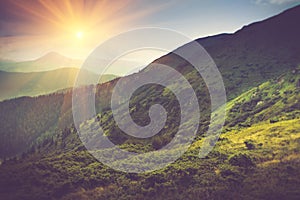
left=6, top=0, right=154, bottom=59
left=76, top=31, right=83, bottom=39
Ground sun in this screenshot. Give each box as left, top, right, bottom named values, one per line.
left=76, top=31, right=83, bottom=39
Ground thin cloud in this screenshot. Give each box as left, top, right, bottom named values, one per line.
left=255, top=0, right=300, bottom=5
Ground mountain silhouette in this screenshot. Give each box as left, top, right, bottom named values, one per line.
left=0, top=52, right=82, bottom=72
left=0, top=68, right=117, bottom=101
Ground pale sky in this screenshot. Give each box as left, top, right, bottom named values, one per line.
left=0, top=0, right=299, bottom=65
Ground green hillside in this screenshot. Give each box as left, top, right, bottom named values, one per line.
left=224, top=67, right=300, bottom=128
left=0, top=5, right=300, bottom=200
left=0, top=70, right=299, bottom=199
left=0, top=5, right=299, bottom=160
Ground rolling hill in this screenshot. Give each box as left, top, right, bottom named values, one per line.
left=0, top=4, right=299, bottom=160
left=0, top=52, right=82, bottom=72
left=0, top=51, right=145, bottom=76
left=0, top=5, right=300, bottom=200
left=0, top=63, right=299, bottom=200
left=0, top=68, right=117, bottom=101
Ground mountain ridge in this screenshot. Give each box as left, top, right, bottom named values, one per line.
left=0, top=52, right=82, bottom=73
left=0, top=5, right=300, bottom=200
left=0, top=4, right=299, bottom=161
left=0, top=64, right=299, bottom=200
left=0, top=67, right=117, bottom=102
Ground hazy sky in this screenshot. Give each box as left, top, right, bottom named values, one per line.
left=0, top=0, right=299, bottom=63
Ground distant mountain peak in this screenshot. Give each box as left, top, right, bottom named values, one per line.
left=0, top=52, right=84, bottom=73
left=36, top=52, right=70, bottom=62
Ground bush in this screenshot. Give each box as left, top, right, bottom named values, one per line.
left=270, top=117, right=279, bottom=123
left=228, top=153, right=254, bottom=168
left=244, top=140, right=255, bottom=150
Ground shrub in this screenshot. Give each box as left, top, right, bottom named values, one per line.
left=244, top=140, right=255, bottom=150
left=270, top=117, right=279, bottom=123
left=228, top=153, right=254, bottom=168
